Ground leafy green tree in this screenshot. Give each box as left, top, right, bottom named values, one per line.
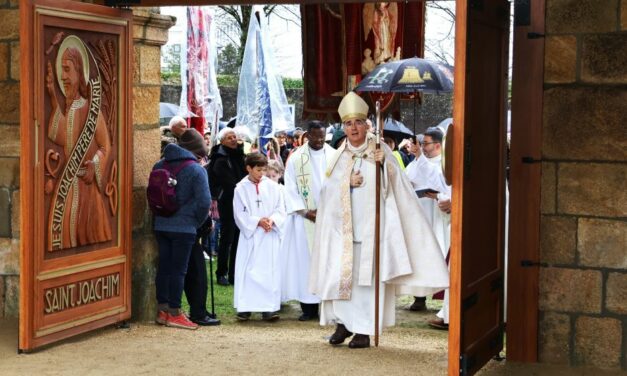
left=161, top=44, right=181, bottom=82
left=217, top=43, right=240, bottom=75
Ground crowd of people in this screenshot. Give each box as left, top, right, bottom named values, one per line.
left=150, top=92, right=452, bottom=348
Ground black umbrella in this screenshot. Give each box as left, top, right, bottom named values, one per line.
left=381, top=117, right=413, bottom=143
left=355, top=57, right=453, bottom=134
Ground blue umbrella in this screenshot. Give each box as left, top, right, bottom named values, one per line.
left=159, top=102, right=197, bottom=119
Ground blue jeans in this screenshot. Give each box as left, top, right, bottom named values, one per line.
left=155, top=231, right=196, bottom=309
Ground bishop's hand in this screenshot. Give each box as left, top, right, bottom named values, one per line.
left=350, top=170, right=364, bottom=188
left=374, top=149, right=385, bottom=163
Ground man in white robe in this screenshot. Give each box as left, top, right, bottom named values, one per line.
left=233, top=153, right=287, bottom=321
left=309, top=92, right=449, bottom=348
left=405, top=127, right=452, bottom=328
left=281, top=121, right=335, bottom=321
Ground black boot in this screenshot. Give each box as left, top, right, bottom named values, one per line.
left=409, top=296, right=427, bottom=311
left=348, top=334, right=370, bottom=349
left=329, top=323, right=353, bottom=345
left=298, top=302, right=319, bottom=321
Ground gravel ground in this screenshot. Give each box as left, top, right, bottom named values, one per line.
left=1, top=299, right=623, bottom=375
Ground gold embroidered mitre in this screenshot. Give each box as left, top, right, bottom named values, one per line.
left=338, top=92, right=369, bottom=122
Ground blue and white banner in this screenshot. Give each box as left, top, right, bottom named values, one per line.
left=237, top=6, right=294, bottom=150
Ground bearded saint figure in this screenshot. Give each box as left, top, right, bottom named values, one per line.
left=363, top=2, right=398, bottom=65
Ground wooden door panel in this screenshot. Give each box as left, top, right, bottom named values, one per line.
left=19, top=0, right=133, bottom=351
left=450, top=0, right=509, bottom=374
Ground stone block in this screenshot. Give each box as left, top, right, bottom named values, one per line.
left=132, top=12, right=175, bottom=47
left=606, top=272, right=627, bottom=314
left=139, top=45, right=161, bottom=85
left=0, top=188, right=9, bottom=237
left=132, top=45, right=140, bottom=85
left=540, top=215, right=577, bottom=264
left=0, top=157, right=19, bottom=188
left=131, top=233, right=158, bottom=322
left=132, top=127, right=160, bottom=187
left=574, top=316, right=622, bottom=369
left=539, top=267, right=601, bottom=313
left=4, top=275, right=18, bottom=318
left=543, top=87, right=627, bottom=161
left=581, top=34, right=627, bottom=84
left=132, top=86, right=160, bottom=125
left=546, top=0, right=618, bottom=34
left=0, top=42, right=8, bottom=80
left=544, top=36, right=577, bottom=84
left=0, top=125, right=19, bottom=157
left=0, top=237, right=19, bottom=274
left=539, top=311, right=571, bottom=364
left=10, top=189, right=17, bottom=238
left=132, top=187, right=147, bottom=231
left=0, top=82, right=19, bottom=124
left=578, top=218, right=627, bottom=269
left=557, top=163, right=627, bottom=217
left=10, top=41, right=18, bottom=81
left=0, top=276, right=4, bottom=319
left=541, top=162, right=556, bottom=214
left=0, top=9, right=18, bottom=40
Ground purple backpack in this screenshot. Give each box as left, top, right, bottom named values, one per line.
left=147, top=160, right=195, bottom=217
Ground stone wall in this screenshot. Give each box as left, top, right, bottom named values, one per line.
left=539, top=0, right=627, bottom=370
left=161, top=85, right=451, bottom=132
left=0, top=4, right=172, bottom=321
left=130, top=7, right=175, bottom=322
left=0, top=0, right=20, bottom=319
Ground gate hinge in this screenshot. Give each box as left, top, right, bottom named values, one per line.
left=521, top=156, right=542, bottom=164
left=521, top=259, right=548, bottom=268
left=527, top=32, right=545, bottom=39
left=459, top=353, right=476, bottom=375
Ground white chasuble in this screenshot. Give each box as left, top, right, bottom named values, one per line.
left=233, top=176, right=286, bottom=312
left=281, top=143, right=334, bottom=304
left=310, top=135, right=449, bottom=335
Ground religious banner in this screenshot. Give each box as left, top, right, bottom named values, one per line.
left=302, top=1, right=426, bottom=120
left=19, top=0, right=132, bottom=351
left=182, top=7, right=222, bottom=135
left=237, top=7, right=293, bottom=146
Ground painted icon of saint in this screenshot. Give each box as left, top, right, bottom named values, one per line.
left=45, top=35, right=112, bottom=251
left=363, top=2, right=398, bottom=65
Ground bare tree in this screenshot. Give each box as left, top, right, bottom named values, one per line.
left=215, top=5, right=301, bottom=66
left=424, top=0, right=455, bottom=66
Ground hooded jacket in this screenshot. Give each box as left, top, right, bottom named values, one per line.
left=153, top=143, right=211, bottom=234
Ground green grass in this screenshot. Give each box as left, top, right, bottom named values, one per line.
left=180, top=259, right=238, bottom=323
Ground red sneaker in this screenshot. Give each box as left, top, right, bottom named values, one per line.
left=167, top=313, right=199, bottom=330
left=155, top=310, right=168, bottom=325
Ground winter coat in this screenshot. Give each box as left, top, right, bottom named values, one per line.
left=153, top=143, right=211, bottom=234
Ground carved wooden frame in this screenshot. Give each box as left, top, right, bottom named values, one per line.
left=19, top=0, right=133, bottom=351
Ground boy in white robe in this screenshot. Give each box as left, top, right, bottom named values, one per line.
left=233, top=153, right=287, bottom=321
